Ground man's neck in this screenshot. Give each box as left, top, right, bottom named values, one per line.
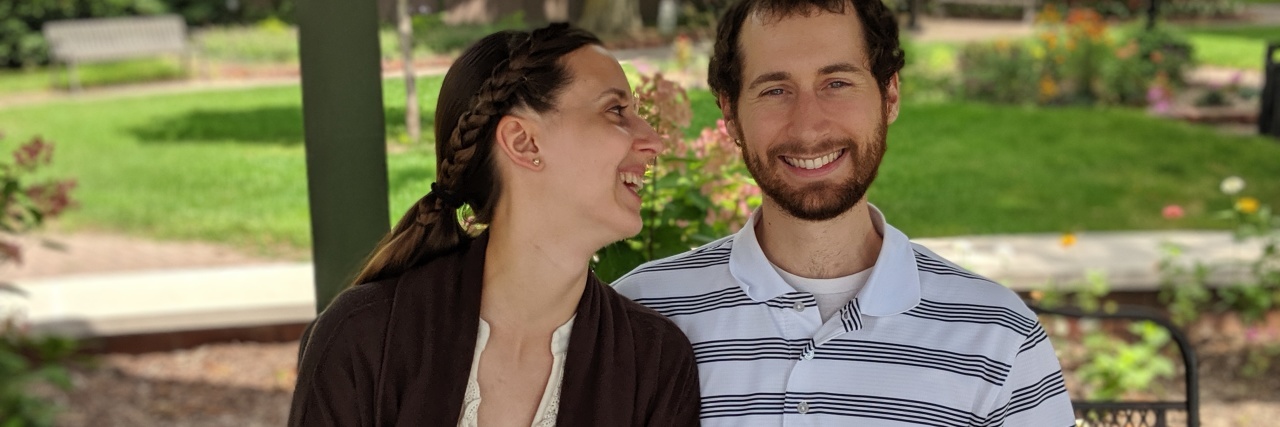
left=755, top=199, right=883, bottom=279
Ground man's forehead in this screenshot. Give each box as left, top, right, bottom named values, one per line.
left=738, top=8, right=869, bottom=71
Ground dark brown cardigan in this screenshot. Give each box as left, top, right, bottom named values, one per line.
left=288, top=234, right=701, bottom=426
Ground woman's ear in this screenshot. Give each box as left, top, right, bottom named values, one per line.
left=493, top=114, right=543, bottom=171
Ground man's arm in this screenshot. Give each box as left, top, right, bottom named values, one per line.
left=985, top=323, right=1076, bottom=426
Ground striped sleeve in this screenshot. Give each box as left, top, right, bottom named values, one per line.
left=982, top=322, right=1075, bottom=426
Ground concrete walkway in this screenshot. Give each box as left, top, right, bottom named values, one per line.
left=2, top=230, right=1265, bottom=341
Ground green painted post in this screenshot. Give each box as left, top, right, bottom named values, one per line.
left=297, top=0, right=390, bottom=312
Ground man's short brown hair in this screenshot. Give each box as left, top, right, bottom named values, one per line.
left=708, top=0, right=905, bottom=112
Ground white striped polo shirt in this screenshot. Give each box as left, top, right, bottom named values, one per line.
left=613, top=206, right=1074, bottom=426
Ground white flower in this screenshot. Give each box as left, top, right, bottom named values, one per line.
left=1220, top=176, right=1245, bottom=195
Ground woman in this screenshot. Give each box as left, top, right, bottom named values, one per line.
left=288, top=23, right=700, bottom=426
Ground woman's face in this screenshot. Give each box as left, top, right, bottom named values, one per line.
left=533, top=45, right=662, bottom=240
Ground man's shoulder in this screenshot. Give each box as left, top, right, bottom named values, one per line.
left=908, top=242, right=1037, bottom=320
left=612, top=235, right=736, bottom=297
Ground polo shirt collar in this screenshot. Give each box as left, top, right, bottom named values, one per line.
left=728, top=204, right=921, bottom=317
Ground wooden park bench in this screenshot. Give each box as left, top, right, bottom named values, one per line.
left=933, top=0, right=1039, bottom=23
left=42, top=15, right=190, bottom=92
left=1027, top=301, right=1200, bottom=427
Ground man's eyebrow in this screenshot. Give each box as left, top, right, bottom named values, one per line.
left=747, top=71, right=789, bottom=90
left=820, top=63, right=862, bottom=75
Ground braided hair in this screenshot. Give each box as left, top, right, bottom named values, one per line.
left=352, top=23, right=602, bottom=286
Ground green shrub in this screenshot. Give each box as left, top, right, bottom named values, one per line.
left=196, top=18, right=299, bottom=63
left=0, top=0, right=167, bottom=68
left=0, top=323, right=80, bottom=427
left=593, top=73, right=760, bottom=282
left=412, top=11, right=528, bottom=55
left=954, top=5, right=1192, bottom=107
left=165, top=0, right=295, bottom=26
left=1035, top=0, right=1242, bottom=19
left=0, top=132, right=80, bottom=426
left=955, top=40, right=1040, bottom=104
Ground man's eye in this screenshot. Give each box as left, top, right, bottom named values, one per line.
left=762, top=88, right=785, bottom=96
left=829, top=81, right=851, bottom=88
left=609, top=105, right=628, bottom=116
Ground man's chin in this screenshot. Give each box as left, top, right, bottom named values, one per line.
left=769, top=189, right=863, bottom=222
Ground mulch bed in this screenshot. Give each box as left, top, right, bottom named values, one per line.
left=30, top=333, right=1280, bottom=427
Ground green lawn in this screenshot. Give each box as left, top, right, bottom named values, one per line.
left=0, top=58, right=187, bottom=97
left=0, top=78, right=1277, bottom=256
left=1179, top=25, right=1276, bottom=70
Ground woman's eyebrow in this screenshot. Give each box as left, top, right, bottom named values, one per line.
left=596, top=88, right=629, bottom=102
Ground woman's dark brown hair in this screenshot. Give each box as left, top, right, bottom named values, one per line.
left=351, top=23, right=602, bottom=286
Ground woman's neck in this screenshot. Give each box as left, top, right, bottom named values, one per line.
left=479, top=221, right=589, bottom=335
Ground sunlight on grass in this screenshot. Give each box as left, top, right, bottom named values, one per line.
left=1, top=76, right=1278, bottom=254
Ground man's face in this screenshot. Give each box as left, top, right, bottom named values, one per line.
left=726, top=7, right=899, bottom=221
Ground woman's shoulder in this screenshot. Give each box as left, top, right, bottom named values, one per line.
left=597, top=282, right=694, bottom=354
left=298, top=279, right=399, bottom=363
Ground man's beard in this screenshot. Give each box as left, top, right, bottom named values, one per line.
left=741, top=116, right=887, bottom=222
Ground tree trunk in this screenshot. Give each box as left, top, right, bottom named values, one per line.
left=577, top=0, right=642, bottom=37
left=397, top=0, right=420, bottom=143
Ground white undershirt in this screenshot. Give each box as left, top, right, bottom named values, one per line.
left=458, top=316, right=575, bottom=427
left=771, top=264, right=873, bottom=323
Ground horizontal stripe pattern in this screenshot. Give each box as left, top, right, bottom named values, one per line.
left=613, top=219, right=1073, bottom=426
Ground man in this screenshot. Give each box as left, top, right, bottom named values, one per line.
left=613, top=0, right=1075, bottom=425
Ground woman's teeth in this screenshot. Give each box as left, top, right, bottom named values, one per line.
left=620, top=172, right=644, bottom=192
left=783, top=149, right=844, bottom=170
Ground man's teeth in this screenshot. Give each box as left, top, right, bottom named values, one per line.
left=619, top=172, right=644, bottom=190
left=783, top=150, right=843, bottom=170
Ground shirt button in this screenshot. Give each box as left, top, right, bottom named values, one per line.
left=801, top=350, right=814, bottom=360
left=798, top=401, right=810, bottom=414
left=792, top=301, right=805, bottom=312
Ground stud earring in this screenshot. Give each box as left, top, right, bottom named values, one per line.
left=532, top=158, right=542, bottom=167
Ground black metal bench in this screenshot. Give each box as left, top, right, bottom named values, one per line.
left=1026, top=302, right=1200, bottom=427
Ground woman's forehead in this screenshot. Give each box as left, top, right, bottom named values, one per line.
left=559, top=45, right=631, bottom=101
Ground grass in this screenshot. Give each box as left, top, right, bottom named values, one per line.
left=0, top=78, right=439, bottom=255
left=1, top=78, right=1278, bottom=256
left=0, top=58, right=187, bottom=97
left=1179, top=25, right=1276, bottom=70
left=902, top=25, right=1271, bottom=73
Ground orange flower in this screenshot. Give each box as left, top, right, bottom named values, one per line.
left=1040, top=32, right=1059, bottom=50
left=1060, top=233, right=1077, bottom=248
left=1116, top=40, right=1138, bottom=59
left=1236, top=197, right=1260, bottom=214
left=1039, top=75, right=1059, bottom=100
left=995, top=38, right=1011, bottom=53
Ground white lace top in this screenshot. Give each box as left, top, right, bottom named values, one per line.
left=457, top=316, right=576, bottom=427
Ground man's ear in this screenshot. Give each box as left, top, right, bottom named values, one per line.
left=493, top=114, right=542, bottom=171
left=717, top=94, right=743, bottom=142
left=885, top=73, right=901, bottom=124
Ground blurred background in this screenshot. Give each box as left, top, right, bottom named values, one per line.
left=0, top=0, right=1278, bottom=425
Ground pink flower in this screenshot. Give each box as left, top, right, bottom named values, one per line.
left=1162, top=204, right=1184, bottom=220
left=0, top=240, right=21, bottom=263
